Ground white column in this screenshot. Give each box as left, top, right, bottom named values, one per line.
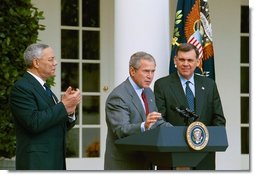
left=114, top=0, right=170, bottom=89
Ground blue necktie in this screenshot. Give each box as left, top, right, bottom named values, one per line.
left=44, top=83, right=58, bottom=103
left=43, top=83, right=53, bottom=97
left=185, top=81, right=195, bottom=112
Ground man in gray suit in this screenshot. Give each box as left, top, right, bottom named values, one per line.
left=154, top=43, right=226, bottom=169
left=104, top=51, right=172, bottom=170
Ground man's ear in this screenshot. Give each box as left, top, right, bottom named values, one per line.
left=196, top=58, right=201, bottom=68
left=32, top=58, right=39, bottom=68
left=129, top=66, right=136, bottom=76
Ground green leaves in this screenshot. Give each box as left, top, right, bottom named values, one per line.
left=172, top=10, right=183, bottom=39
left=175, top=10, right=183, bottom=24
left=0, top=0, right=45, bottom=158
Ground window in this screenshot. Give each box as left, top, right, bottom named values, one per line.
left=240, top=5, right=249, bottom=155
left=61, top=0, right=101, bottom=158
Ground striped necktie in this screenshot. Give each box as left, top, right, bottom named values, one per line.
left=44, top=83, right=58, bottom=103
left=141, top=90, right=149, bottom=116
left=185, top=81, right=195, bottom=112
left=43, top=83, right=53, bottom=97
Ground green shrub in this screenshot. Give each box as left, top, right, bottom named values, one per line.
left=0, top=0, right=45, bottom=158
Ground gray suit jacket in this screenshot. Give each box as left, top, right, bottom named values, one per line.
left=104, top=78, right=171, bottom=170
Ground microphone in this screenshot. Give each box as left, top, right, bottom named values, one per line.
left=170, top=105, right=191, bottom=119
left=179, top=105, right=199, bottom=121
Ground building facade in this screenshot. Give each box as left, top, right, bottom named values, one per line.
left=32, top=0, right=249, bottom=170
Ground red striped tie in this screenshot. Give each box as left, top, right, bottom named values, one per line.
left=141, top=90, right=149, bottom=116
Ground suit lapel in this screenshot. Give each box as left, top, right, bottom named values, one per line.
left=23, top=72, right=56, bottom=105
left=170, top=73, right=189, bottom=108
left=133, top=95, right=146, bottom=121
left=146, top=90, right=155, bottom=113
left=194, top=75, right=205, bottom=118
left=124, top=79, right=146, bottom=121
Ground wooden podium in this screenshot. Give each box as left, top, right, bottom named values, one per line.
left=115, top=126, right=228, bottom=169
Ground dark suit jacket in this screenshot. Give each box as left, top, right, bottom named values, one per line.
left=104, top=78, right=171, bottom=170
left=154, top=72, right=226, bottom=169
left=10, top=72, right=76, bottom=170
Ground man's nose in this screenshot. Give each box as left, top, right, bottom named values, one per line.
left=147, top=71, right=154, bottom=78
left=54, top=59, right=58, bottom=65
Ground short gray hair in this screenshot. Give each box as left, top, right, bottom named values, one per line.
left=23, top=43, right=50, bottom=67
left=129, top=51, right=156, bottom=69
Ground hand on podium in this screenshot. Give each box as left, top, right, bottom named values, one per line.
left=144, top=112, right=161, bottom=130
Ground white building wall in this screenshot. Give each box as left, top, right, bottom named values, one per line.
left=209, top=0, right=241, bottom=170
left=114, top=0, right=170, bottom=88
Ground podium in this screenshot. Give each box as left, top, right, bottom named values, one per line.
left=115, top=126, right=228, bottom=168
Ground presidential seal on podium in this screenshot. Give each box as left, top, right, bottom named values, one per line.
left=186, top=121, right=209, bottom=150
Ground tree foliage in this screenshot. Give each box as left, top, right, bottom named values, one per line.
left=0, top=0, right=45, bottom=158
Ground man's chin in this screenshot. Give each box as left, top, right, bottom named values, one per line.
left=48, top=74, right=56, bottom=78
left=143, top=84, right=151, bottom=88
left=180, top=72, right=191, bottom=79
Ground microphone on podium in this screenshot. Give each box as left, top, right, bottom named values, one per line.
left=170, top=105, right=199, bottom=125
left=179, top=105, right=199, bottom=121
left=170, top=105, right=191, bottom=119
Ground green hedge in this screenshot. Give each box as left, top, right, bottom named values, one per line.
left=0, top=0, right=45, bottom=158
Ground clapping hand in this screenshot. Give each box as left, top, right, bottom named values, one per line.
left=61, top=86, right=81, bottom=115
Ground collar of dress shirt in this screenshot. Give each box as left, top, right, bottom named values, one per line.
left=177, top=71, right=195, bottom=86
left=27, top=71, right=46, bottom=88
left=128, top=77, right=143, bottom=97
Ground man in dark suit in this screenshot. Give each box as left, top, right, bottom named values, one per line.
left=9, top=43, right=81, bottom=170
left=104, top=51, right=172, bottom=170
left=154, top=43, right=226, bottom=170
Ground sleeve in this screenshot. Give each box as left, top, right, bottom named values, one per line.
left=10, top=83, right=68, bottom=134
left=154, top=80, right=168, bottom=121
left=212, top=83, right=226, bottom=126
left=105, top=94, right=142, bottom=139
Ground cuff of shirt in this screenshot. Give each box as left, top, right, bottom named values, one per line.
left=141, top=122, right=145, bottom=132
left=68, top=113, right=76, bottom=122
